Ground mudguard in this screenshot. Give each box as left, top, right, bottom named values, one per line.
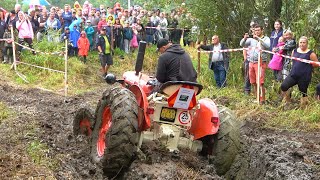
left=123, top=71, right=153, bottom=96
left=129, top=84, right=151, bottom=131
left=188, top=98, right=220, bottom=139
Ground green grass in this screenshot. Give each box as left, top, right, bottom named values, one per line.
left=27, top=140, right=58, bottom=169
left=0, top=41, right=319, bottom=132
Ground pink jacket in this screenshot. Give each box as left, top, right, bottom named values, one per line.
left=16, top=20, right=34, bottom=39
left=268, top=42, right=285, bottom=70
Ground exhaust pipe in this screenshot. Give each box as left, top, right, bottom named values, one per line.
left=135, top=41, right=147, bottom=75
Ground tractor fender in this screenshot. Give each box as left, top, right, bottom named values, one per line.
left=129, top=84, right=151, bottom=131
left=124, top=71, right=153, bottom=96
left=188, top=98, right=220, bottom=140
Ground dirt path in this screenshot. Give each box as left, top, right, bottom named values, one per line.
left=0, top=81, right=319, bottom=180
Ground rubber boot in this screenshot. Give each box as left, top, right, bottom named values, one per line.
left=300, top=97, right=308, bottom=109
left=282, top=91, right=291, bottom=103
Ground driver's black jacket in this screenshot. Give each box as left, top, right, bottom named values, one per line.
left=156, top=44, right=197, bottom=83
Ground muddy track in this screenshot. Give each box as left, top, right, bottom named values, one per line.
left=0, top=81, right=320, bottom=180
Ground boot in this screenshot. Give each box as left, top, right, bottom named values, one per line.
left=282, top=91, right=291, bottom=103
left=300, top=97, right=308, bottom=109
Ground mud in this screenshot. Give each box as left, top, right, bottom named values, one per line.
left=0, top=81, right=320, bottom=180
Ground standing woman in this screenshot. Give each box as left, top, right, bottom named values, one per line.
left=270, top=20, right=283, bottom=54
left=16, top=11, right=35, bottom=55
left=280, top=36, right=318, bottom=108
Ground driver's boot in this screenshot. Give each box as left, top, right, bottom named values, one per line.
left=300, top=96, right=308, bottom=109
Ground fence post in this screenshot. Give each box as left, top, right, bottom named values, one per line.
left=64, top=39, right=68, bottom=98
left=197, top=50, right=201, bottom=73
left=257, top=42, right=261, bottom=104
left=10, top=26, right=17, bottom=71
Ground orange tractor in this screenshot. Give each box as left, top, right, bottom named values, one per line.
left=73, top=42, right=240, bottom=178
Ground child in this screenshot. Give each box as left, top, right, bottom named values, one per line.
left=130, top=26, right=139, bottom=53
left=3, top=26, right=13, bottom=64
left=77, top=31, right=90, bottom=63
left=268, top=36, right=285, bottom=81
left=123, top=21, right=133, bottom=54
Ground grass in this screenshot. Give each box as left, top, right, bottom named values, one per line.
left=0, top=102, right=10, bottom=123
left=27, top=140, right=58, bottom=169
left=0, top=41, right=319, bottom=132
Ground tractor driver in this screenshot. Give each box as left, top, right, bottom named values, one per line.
left=155, top=38, right=197, bottom=84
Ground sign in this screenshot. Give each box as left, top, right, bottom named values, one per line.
left=178, top=111, right=191, bottom=124
left=173, top=88, right=195, bottom=109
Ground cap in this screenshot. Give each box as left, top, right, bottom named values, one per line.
left=101, top=26, right=107, bottom=31
left=65, top=27, right=70, bottom=30
left=10, top=10, right=16, bottom=14
left=156, top=38, right=169, bottom=51
left=86, top=19, right=91, bottom=23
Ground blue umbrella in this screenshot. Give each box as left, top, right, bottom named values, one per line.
left=23, top=0, right=51, bottom=6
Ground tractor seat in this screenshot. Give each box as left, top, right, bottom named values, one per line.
left=159, top=81, right=203, bottom=97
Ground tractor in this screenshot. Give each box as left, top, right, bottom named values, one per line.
left=73, top=41, right=241, bottom=178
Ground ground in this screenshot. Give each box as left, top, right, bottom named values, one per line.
left=0, top=80, right=319, bottom=180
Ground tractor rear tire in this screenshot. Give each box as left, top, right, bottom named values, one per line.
left=91, top=87, right=139, bottom=178
left=73, top=108, right=95, bottom=136
left=211, top=105, right=241, bottom=176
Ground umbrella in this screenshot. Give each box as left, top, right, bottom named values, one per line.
left=23, top=0, right=51, bottom=6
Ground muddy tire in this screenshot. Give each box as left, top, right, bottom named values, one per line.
left=91, top=87, right=139, bottom=178
left=211, top=105, right=241, bottom=175
left=73, top=108, right=95, bottom=136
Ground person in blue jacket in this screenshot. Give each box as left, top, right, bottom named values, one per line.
left=69, top=24, right=80, bottom=56
left=62, top=4, right=72, bottom=29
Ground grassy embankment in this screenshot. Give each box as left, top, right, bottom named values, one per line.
left=0, top=39, right=319, bottom=132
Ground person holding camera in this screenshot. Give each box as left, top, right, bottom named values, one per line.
left=97, top=27, right=113, bottom=77
left=240, top=25, right=270, bottom=104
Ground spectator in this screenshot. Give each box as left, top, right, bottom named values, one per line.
left=16, top=11, right=34, bottom=55
left=69, top=24, right=80, bottom=56
left=84, top=20, right=94, bottom=50
left=150, top=11, right=160, bottom=26
left=282, top=29, right=296, bottom=80
left=280, top=36, right=318, bottom=108
left=136, top=18, right=145, bottom=41
left=77, top=31, right=90, bottom=63
left=62, top=4, right=72, bottom=29
left=3, top=25, right=13, bottom=64
left=97, top=27, right=113, bottom=77
left=316, top=83, right=320, bottom=100
left=243, top=50, right=251, bottom=94
left=97, top=17, right=107, bottom=32
left=268, top=36, right=285, bottom=81
left=240, top=25, right=270, bottom=104
left=130, top=25, right=139, bottom=53
left=159, top=12, right=168, bottom=39
left=270, top=20, right=283, bottom=57
left=37, top=9, right=48, bottom=41
left=0, top=9, right=7, bottom=62
left=197, top=35, right=230, bottom=88
left=113, top=18, right=123, bottom=50
left=123, top=21, right=133, bottom=54
left=45, top=12, right=61, bottom=42
left=145, top=16, right=155, bottom=45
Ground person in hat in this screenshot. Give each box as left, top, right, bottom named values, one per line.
left=155, top=38, right=197, bottom=83
left=97, top=26, right=113, bottom=77
left=84, top=19, right=94, bottom=50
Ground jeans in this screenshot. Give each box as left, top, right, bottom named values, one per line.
left=212, top=61, right=226, bottom=88
left=123, top=39, right=130, bottom=54
left=243, top=59, right=251, bottom=92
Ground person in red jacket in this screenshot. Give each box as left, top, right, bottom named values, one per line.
left=77, top=31, right=90, bottom=63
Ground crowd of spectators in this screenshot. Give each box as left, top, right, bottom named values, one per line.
left=0, top=2, right=194, bottom=63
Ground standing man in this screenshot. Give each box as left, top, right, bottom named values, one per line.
left=240, top=25, right=270, bottom=104
left=62, top=4, right=72, bottom=30
left=156, top=38, right=197, bottom=83
left=197, top=35, right=230, bottom=88
left=97, top=27, right=113, bottom=77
